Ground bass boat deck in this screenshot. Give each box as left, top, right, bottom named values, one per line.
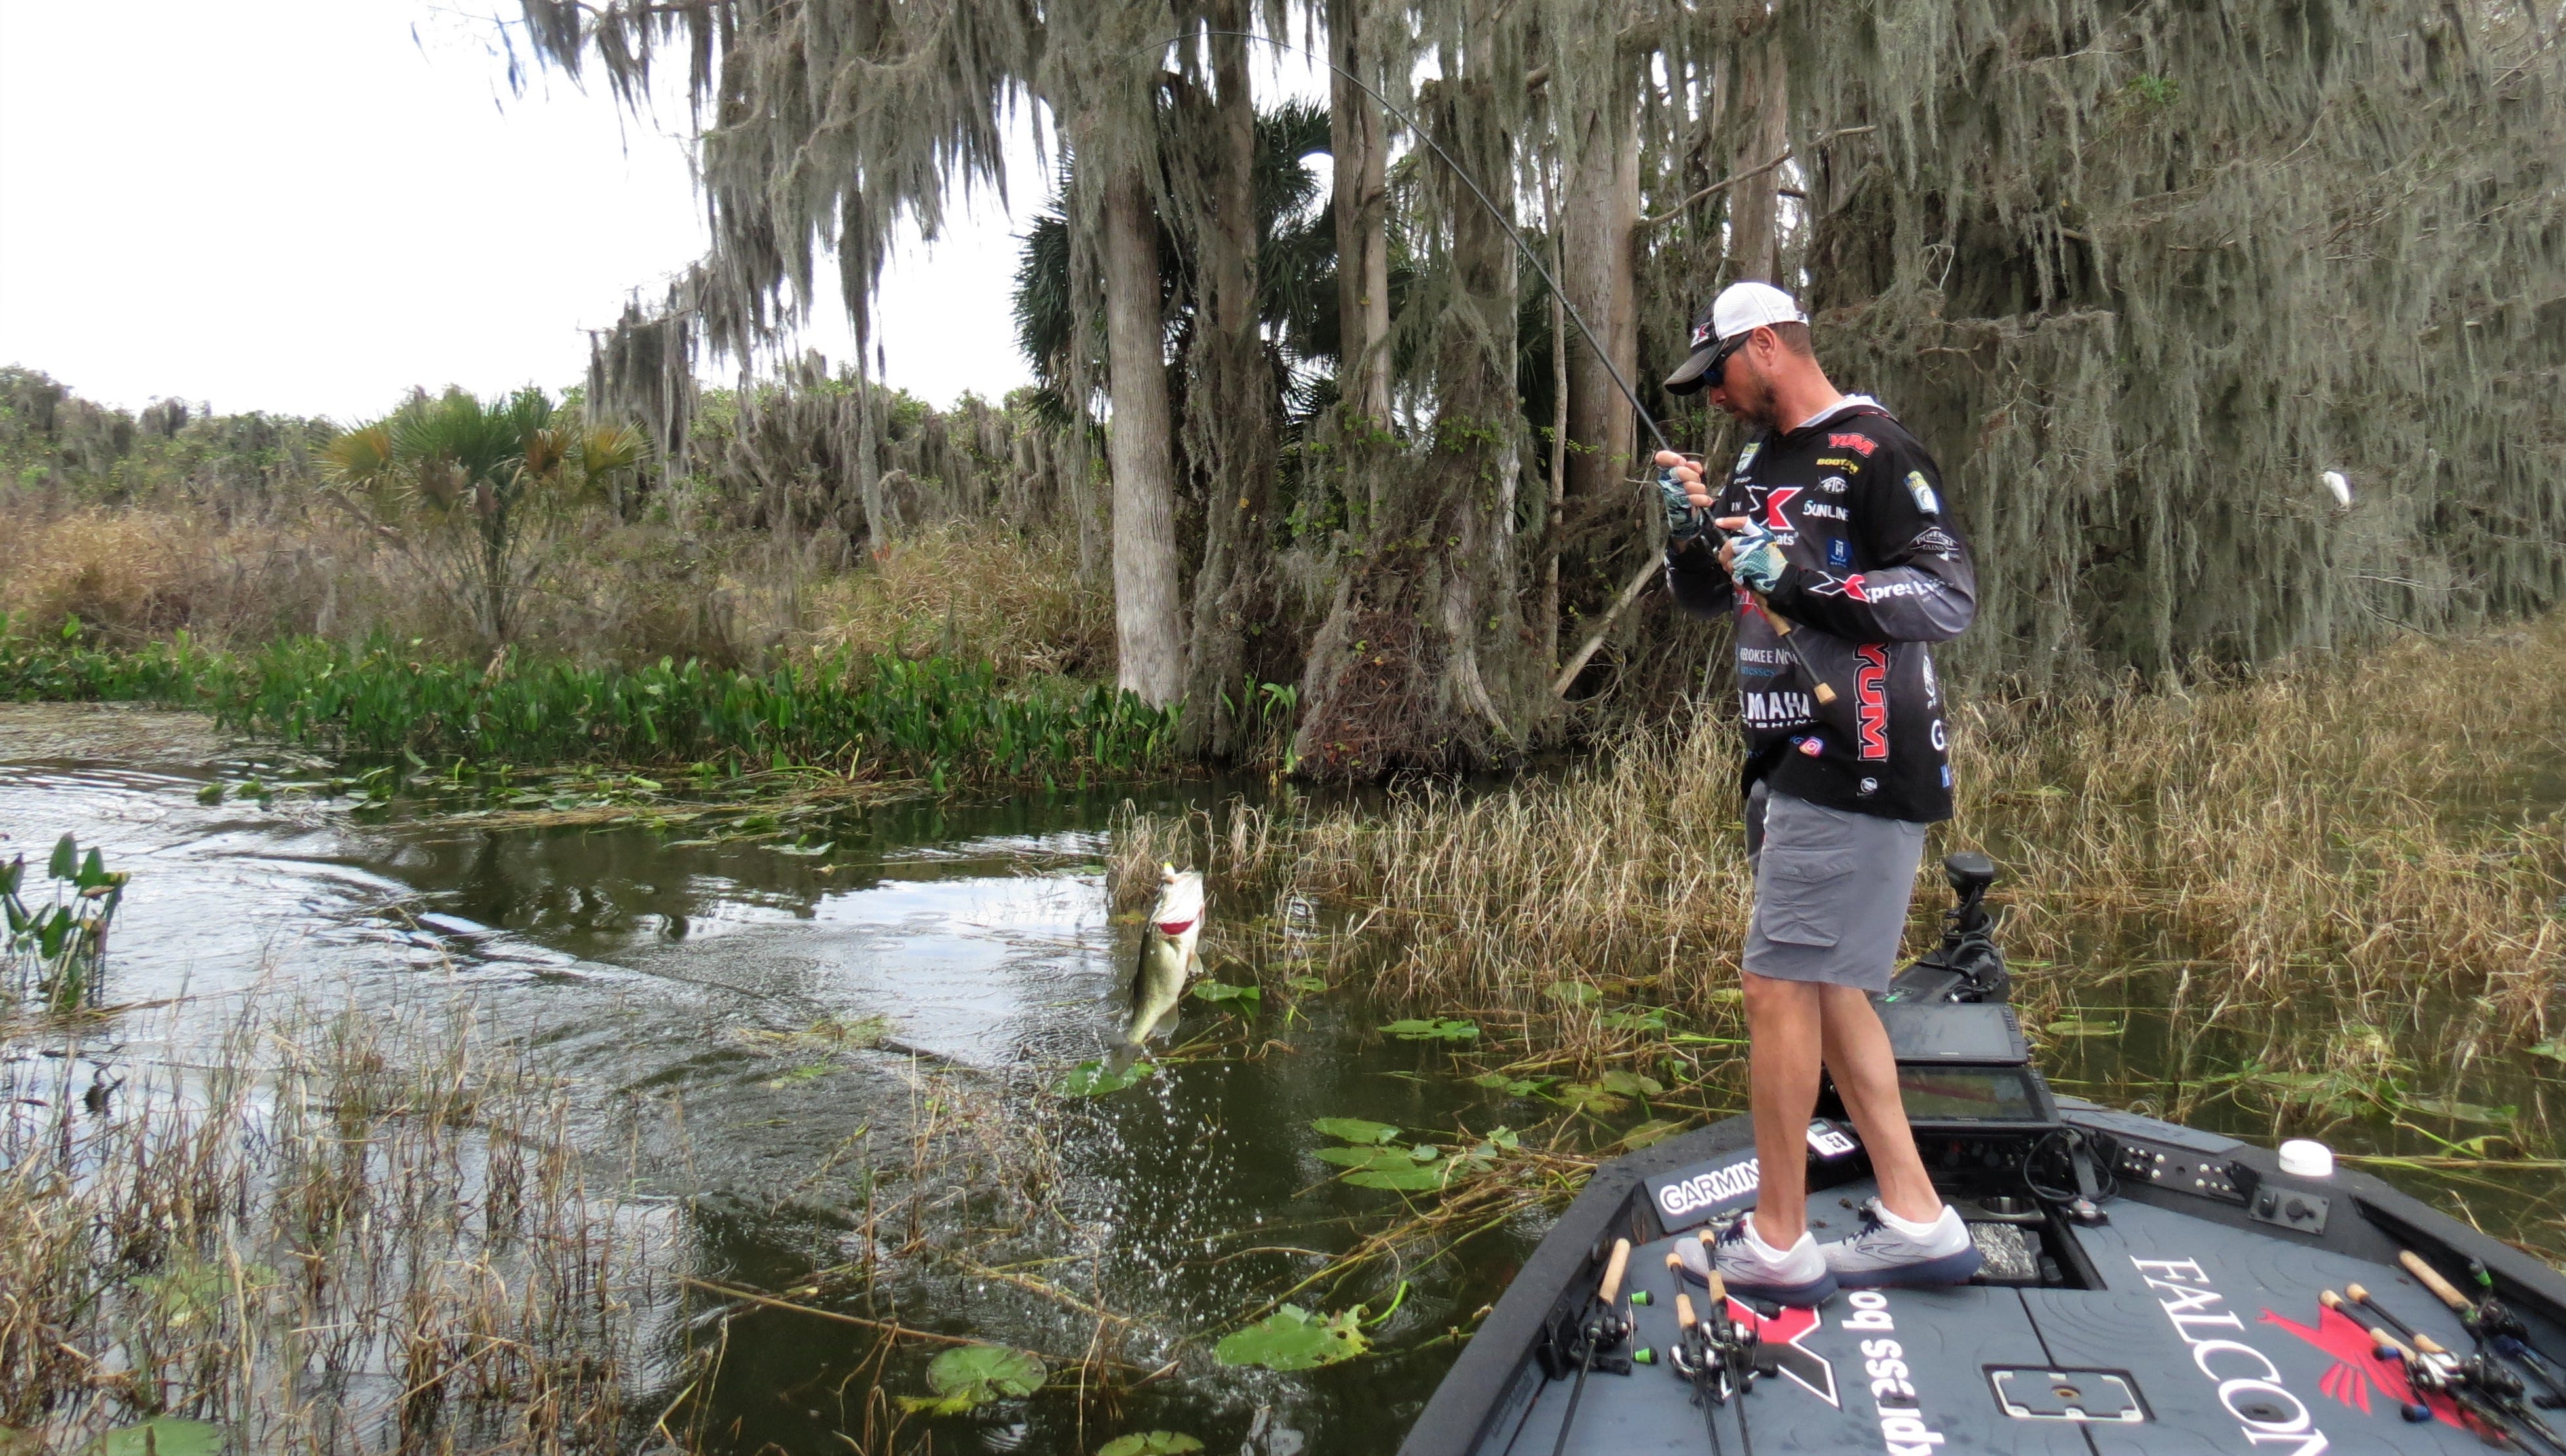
left=1402, top=855, right=2566, bottom=1455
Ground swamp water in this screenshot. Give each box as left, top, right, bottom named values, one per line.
left=3, top=701, right=2557, bottom=1454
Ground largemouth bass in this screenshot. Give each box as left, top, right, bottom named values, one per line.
left=1116, top=865, right=1204, bottom=1056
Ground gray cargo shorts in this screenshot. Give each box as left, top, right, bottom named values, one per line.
left=1743, top=781, right=1927, bottom=990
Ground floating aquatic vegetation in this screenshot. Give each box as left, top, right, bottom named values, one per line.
left=1309, top=1118, right=1400, bottom=1144
left=1057, top=1059, right=1156, bottom=1096
left=897, top=1344, right=1045, bottom=1415
left=85, top=1419, right=225, bottom=1455
left=1097, top=1434, right=1203, bottom=1456
left=1382, top=1018, right=1479, bottom=1043
left=1214, top=1304, right=1371, bottom=1371
left=1191, top=979, right=1260, bottom=1006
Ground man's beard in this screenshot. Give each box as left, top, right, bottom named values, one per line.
left=1722, top=369, right=1782, bottom=430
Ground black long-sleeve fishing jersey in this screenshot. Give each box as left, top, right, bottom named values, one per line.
left=1667, top=398, right=1976, bottom=823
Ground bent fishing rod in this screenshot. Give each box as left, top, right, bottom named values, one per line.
left=1162, top=29, right=1839, bottom=701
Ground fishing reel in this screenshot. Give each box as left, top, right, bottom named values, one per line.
left=1538, top=1301, right=1634, bottom=1379
left=1670, top=1296, right=1760, bottom=1402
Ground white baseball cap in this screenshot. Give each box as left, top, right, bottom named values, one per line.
left=1665, top=281, right=1807, bottom=394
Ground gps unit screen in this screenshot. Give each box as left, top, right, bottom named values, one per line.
left=1897, top=1064, right=2048, bottom=1123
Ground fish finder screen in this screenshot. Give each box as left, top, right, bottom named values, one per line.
left=1897, top=1064, right=2048, bottom=1123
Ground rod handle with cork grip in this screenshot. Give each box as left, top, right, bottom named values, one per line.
left=1599, top=1237, right=1633, bottom=1306
left=2404, top=1250, right=2478, bottom=1315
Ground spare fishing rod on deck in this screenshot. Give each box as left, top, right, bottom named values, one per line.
left=1170, top=29, right=1841, bottom=705
left=1669, top=1233, right=1760, bottom=1456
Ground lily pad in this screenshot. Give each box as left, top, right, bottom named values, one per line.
left=1319, top=1144, right=1433, bottom=1172
left=1311, top=1117, right=1402, bottom=1144
left=1383, top=1018, right=1480, bottom=1042
left=1619, top=1119, right=1684, bottom=1151
left=1557, top=1083, right=1629, bottom=1114
left=1344, top=1163, right=1451, bottom=1190
left=1543, top=982, right=1600, bottom=1007
left=1192, top=980, right=1262, bottom=1006
left=90, top=1420, right=227, bottom=1456
left=1472, top=1072, right=1558, bottom=1097
left=899, top=1343, right=1045, bottom=1415
left=1285, top=975, right=1327, bottom=995
left=1601, top=1006, right=1670, bottom=1032
left=1596, top=1070, right=1665, bottom=1098
left=1058, top=1060, right=1156, bottom=1097
left=1098, top=1436, right=1204, bottom=1456
left=1215, top=1304, right=1371, bottom=1370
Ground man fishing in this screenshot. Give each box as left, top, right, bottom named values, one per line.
left=1657, top=280, right=1982, bottom=1305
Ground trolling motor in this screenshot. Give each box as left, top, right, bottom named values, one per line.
left=1880, top=852, right=2009, bottom=1005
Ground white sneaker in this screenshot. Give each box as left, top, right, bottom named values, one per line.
left=1822, top=1199, right=1982, bottom=1288
left=1711, top=1212, right=1839, bottom=1306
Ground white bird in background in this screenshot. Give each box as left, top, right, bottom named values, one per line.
left=2322, top=470, right=2354, bottom=508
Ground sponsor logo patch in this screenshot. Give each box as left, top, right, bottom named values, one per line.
left=1796, top=735, right=1824, bottom=757
left=1828, top=537, right=1853, bottom=567
left=1803, top=500, right=1849, bottom=522
left=1819, top=475, right=1850, bottom=494
left=1758, top=485, right=1803, bottom=531
left=1905, top=470, right=1940, bottom=515
left=1744, top=690, right=1817, bottom=728
left=1858, top=777, right=1879, bottom=796
left=1816, top=455, right=1865, bottom=473
left=1731, top=441, right=1762, bottom=479
left=1855, top=643, right=1891, bottom=761
left=1828, top=432, right=1879, bottom=457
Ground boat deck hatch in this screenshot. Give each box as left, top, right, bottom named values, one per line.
left=1990, top=1368, right=2145, bottom=1423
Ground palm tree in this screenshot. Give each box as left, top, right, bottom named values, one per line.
left=324, top=388, right=644, bottom=644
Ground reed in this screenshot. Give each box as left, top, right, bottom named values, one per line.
left=0, top=995, right=675, bottom=1453
left=0, top=619, right=1177, bottom=784
left=1114, top=615, right=2566, bottom=1058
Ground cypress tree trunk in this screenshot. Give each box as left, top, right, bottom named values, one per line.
left=1560, top=67, right=1641, bottom=504
left=1101, top=161, right=1188, bottom=706
left=1329, top=0, right=1393, bottom=424
left=1178, top=6, right=1280, bottom=756
left=1727, top=35, right=1786, bottom=282
left=1292, top=24, right=1548, bottom=777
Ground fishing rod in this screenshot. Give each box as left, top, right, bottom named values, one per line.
left=1547, top=1237, right=1634, bottom=1456
left=1165, top=29, right=1840, bottom=701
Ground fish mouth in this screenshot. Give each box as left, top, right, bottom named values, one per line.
left=1154, top=918, right=1198, bottom=935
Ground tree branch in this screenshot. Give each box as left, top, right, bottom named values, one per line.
left=1639, top=126, right=1876, bottom=227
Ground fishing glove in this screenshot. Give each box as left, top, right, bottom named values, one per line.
left=1659, top=465, right=1708, bottom=544
left=1727, top=519, right=1788, bottom=597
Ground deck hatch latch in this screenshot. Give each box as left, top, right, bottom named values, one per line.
left=1988, top=1368, right=2145, bottom=1423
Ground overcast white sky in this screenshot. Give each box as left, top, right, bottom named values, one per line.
left=0, top=1, right=1045, bottom=421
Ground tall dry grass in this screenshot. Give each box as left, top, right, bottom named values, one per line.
left=0, top=997, right=676, bottom=1453
left=0, top=494, right=1107, bottom=682
left=1112, top=615, right=2566, bottom=1053
left=802, top=520, right=1114, bottom=682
